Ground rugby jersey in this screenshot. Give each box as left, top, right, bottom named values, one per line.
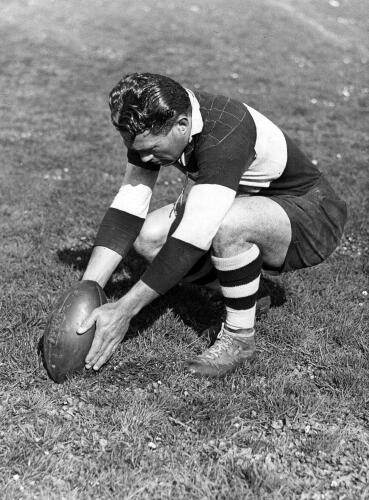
left=95, top=90, right=321, bottom=295
left=127, top=90, right=321, bottom=196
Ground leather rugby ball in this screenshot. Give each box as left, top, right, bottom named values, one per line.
left=43, top=280, right=107, bottom=383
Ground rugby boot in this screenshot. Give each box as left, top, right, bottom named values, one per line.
left=185, top=324, right=256, bottom=377
left=200, top=291, right=270, bottom=346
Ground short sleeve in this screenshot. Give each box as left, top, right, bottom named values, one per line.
left=193, top=95, right=257, bottom=191
left=196, top=112, right=256, bottom=189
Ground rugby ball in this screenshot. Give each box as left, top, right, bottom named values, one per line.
left=42, top=280, right=107, bottom=383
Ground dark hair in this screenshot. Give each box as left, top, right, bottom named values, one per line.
left=109, top=73, right=191, bottom=140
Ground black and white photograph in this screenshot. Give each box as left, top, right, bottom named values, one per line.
left=1, top=0, right=368, bottom=498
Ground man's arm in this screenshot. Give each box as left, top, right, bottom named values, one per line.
left=77, top=163, right=159, bottom=369
left=79, top=182, right=236, bottom=371
left=82, top=246, right=122, bottom=288
left=141, top=183, right=236, bottom=293
left=81, top=163, right=159, bottom=285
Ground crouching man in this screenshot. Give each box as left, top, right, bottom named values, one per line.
left=78, top=72, right=347, bottom=377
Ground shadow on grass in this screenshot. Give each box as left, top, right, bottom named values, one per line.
left=56, top=246, right=225, bottom=333
left=56, top=245, right=287, bottom=334
left=38, top=246, right=287, bottom=384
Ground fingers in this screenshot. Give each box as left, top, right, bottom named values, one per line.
left=85, top=329, right=105, bottom=369
left=87, top=341, right=119, bottom=371
left=77, top=310, right=98, bottom=335
left=82, top=302, right=130, bottom=371
left=84, top=315, right=123, bottom=370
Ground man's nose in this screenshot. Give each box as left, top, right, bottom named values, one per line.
left=140, top=153, right=154, bottom=163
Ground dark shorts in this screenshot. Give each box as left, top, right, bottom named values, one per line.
left=170, top=174, right=347, bottom=276
left=269, top=175, right=347, bottom=272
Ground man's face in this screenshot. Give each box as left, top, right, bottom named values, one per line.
left=121, top=115, right=191, bottom=167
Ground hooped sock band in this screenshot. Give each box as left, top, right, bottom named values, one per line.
left=212, top=244, right=262, bottom=330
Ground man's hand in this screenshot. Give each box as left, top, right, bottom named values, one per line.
left=77, top=301, right=132, bottom=371
left=77, top=279, right=159, bottom=372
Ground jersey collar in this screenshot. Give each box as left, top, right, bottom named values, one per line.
left=186, top=88, right=203, bottom=139
left=179, top=89, right=203, bottom=167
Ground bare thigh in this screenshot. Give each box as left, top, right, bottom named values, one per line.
left=135, top=196, right=292, bottom=270
left=212, top=195, right=292, bottom=269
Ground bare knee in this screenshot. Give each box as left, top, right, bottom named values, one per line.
left=212, top=196, right=291, bottom=266
left=132, top=205, right=173, bottom=261
left=133, top=223, right=166, bottom=262
left=212, top=211, right=255, bottom=257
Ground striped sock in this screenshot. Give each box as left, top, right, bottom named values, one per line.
left=211, top=245, right=262, bottom=331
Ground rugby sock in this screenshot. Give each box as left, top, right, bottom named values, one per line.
left=211, top=244, right=262, bottom=331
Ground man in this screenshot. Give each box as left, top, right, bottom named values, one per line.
left=77, top=72, right=347, bottom=377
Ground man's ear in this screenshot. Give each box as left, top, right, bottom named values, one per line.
left=176, top=115, right=190, bottom=134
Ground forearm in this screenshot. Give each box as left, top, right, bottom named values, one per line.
left=89, top=164, right=158, bottom=282
left=117, top=279, right=160, bottom=318
left=82, top=246, right=122, bottom=288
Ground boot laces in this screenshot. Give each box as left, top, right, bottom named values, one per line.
left=199, top=324, right=235, bottom=361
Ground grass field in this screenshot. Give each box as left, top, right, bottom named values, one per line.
left=1, top=0, right=368, bottom=498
